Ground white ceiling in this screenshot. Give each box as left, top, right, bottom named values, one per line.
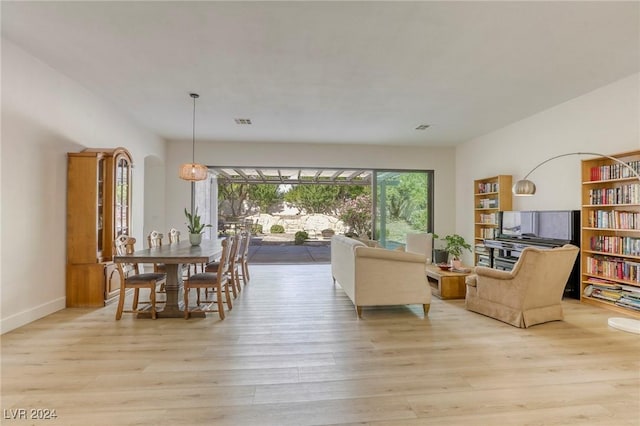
left=2, top=1, right=639, bottom=147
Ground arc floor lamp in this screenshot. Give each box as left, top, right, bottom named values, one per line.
left=513, top=151, right=640, bottom=334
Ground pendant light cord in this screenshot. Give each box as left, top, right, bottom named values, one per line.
left=191, top=93, right=199, bottom=163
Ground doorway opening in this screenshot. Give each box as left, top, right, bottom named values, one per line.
left=206, top=167, right=433, bottom=258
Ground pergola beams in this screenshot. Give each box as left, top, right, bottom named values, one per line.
left=211, top=167, right=371, bottom=186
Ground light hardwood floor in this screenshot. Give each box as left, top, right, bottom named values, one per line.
left=2, top=264, right=639, bottom=425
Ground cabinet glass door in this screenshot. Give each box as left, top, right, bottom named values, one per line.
left=97, top=157, right=105, bottom=259
left=114, top=156, right=131, bottom=237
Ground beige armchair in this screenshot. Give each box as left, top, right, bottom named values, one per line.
left=465, top=244, right=579, bottom=328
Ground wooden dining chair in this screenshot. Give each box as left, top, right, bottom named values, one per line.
left=238, top=230, right=252, bottom=286
left=168, top=228, right=180, bottom=244
left=205, top=233, right=241, bottom=297
left=114, top=235, right=166, bottom=320
left=183, top=237, right=232, bottom=320
left=147, top=230, right=164, bottom=272
left=166, top=227, right=193, bottom=279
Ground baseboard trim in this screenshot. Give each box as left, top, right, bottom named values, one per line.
left=0, top=297, right=66, bottom=334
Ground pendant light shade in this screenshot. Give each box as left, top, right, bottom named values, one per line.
left=178, top=162, right=208, bottom=181
left=179, top=93, right=208, bottom=182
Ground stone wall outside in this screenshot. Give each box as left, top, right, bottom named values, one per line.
left=246, top=213, right=345, bottom=237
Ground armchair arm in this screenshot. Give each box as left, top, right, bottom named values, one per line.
left=474, top=266, right=514, bottom=280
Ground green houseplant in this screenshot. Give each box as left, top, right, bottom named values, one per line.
left=184, top=207, right=211, bottom=246
left=441, top=234, right=472, bottom=264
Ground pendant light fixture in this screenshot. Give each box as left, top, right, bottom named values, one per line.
left=178, top=93, right=208, bottom=181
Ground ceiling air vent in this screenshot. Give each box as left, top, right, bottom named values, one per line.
left=234, top=118, right=252, bottom=125
left=415, top=124, right=430, bottom=130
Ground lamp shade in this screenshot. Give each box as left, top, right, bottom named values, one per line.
left=512, top=179, right=536, bottom=196
left=179, top=163, right=208, bottom=181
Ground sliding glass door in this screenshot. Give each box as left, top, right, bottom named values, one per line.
left=373, top=170, right=433, bottom=249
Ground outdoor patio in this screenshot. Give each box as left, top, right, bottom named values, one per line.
left=247, top=233, right=331, bottom=264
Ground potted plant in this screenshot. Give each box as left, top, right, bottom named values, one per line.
left=184, top=207, right=211, bottom=246
left=431, top=233, right=447, bottom=264
left=441, top=234, right=472, bottom=267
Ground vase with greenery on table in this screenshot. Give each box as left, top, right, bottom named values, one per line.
left=184, top=207, right=211, bottom=246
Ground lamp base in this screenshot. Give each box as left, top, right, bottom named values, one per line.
left=608, top=317, right=640, bottom=334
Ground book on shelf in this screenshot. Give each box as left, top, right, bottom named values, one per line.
left=587, top=210, right=640, bottom=230
left=584, top=284, right=622, bottom=302
left=620, top=284, right=640, bottom=294
left=589, top=235, right=640, bottom=256
left=588, top=184, right=640, bottom=205
left=478, top=198, right=498, bottom=208
left=586, top=280, right=622, bottom=290
left=616, top=297, right=640, bottom=311
left=589, top=160, right=640, bottom=181
left=479, top=213, right=497, bottom=224
left=477, top=182, right=499, bottom=194
left=479, top=228, right=496, bottom=239
left=585, top=255, right=640, bottom=283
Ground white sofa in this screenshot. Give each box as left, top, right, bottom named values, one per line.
left=331, top=235, right=431, bottom=317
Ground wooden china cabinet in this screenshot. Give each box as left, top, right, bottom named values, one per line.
left=66, top=147, right=133, bottom=307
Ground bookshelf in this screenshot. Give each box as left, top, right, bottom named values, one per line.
left=580, top=150, right=640, bottom=317
left=473, top=175, right=512, bottom=266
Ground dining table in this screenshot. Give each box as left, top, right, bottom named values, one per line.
left=113, top=238, right=223, bottom=318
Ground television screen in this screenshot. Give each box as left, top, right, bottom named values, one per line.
left=500, top=211, right=575, bottom=241
left=501, top=211, right=522, bottom=236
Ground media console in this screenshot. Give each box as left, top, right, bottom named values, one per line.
left=481, top=210, right=581, bottom=299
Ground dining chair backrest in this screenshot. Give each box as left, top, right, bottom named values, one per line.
left=114, top=235, right=136, bottom=255
left=114, top=235, right=139, bottom=277
left=147, top=230, right=163, bottom=249
left=228, top=233, right=240, bottom=263
left=240, top=230, right=251, bottom=260
left=217, top=236, right=233, bottom=282
left=242, top=217, right=255, bottom=231
left=168, top=228, right=180, bottom=244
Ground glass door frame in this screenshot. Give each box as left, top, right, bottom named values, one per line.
left=372, top=169, right=434, bottom=248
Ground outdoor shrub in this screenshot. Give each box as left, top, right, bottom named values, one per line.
left=339, top=194, right=372, bottom=237
left=294, top=230, right=309, bottom=245
left=270, top=224, right=285, bottom=233
left=321, top=228, right=335, bottom=237
left=409, top=210, right=429, bottom=231
left=251, top=223, right=263, bottom=234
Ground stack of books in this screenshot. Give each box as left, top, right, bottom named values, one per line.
left=583, top=279, right=623, bottom=302
left=616, top=285, right=640, bottom=312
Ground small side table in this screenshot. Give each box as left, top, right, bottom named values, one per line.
left=425, top=264, right=472, bottom=300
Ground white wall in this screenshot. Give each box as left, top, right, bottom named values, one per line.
left=165, top=141, right=457, bottom=240
left=455, top=73, right=640, bottom=265
left=1, top=40, right=167, bottom=333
